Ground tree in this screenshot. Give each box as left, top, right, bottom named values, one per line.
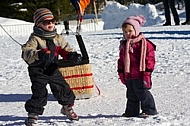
left=0, top=0, right=77, bottom=23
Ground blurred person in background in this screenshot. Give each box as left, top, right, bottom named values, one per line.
left=163, top=0, right=180, bottom=26
left=181, top=0, right=190, bottom=25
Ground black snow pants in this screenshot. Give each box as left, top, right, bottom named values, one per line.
left=125, top=78, right=157, bottom=117
left=25, top=66, right=75, bottom=115
left=184, top=0, right=190, bottom=22
left=163, top=0, right=180, bottom=24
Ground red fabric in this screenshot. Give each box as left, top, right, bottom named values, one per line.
left=54, top=46, right=61, bottom=57
left=41, top=48, right=50, bottom=52
left=58, top=47, right=69, bottom=60
left=70, top=85, right=94, bottom=90
left=118, top=73, right=125, bottom=84
left=63, top=73, right=94, bottom=90
left=42, top=46, right=69, bottom=60
left=118, top=34, right=156, bottom=81
left=143, top=72, right=151, bottom=89
left=64, top=73, right=93, bottom=79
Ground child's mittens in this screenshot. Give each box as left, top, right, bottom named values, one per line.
left=38, top=49, right=51, bottom=61
left=118, top=73, right=125, bottom=84
left=67, top=52, right=82, bottom=64
left=143, top=72, right=152, bottom=89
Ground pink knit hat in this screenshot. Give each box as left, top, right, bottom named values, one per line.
left=122, top=15, right=146, bottom=36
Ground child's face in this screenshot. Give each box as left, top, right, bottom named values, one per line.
left=39, top=18, right=56, bottom=31
left=122, top=24, right=136, bottom=39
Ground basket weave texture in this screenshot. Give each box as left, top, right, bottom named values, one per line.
left=59, top=64, right=94, bottom=98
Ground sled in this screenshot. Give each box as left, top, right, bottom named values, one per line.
left=57, top=34, right=95, bottom=99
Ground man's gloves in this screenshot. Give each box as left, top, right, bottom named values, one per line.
left=67, top=52, right=82, bottom=64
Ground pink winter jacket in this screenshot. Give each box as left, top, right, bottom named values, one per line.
left=117, top=35, right=156, bottom=81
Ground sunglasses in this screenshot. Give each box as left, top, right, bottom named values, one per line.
left=42, top=19, right=56, bottom=26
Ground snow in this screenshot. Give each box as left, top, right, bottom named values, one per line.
left=102, top=1, right=164, bottom=29
left=1, top=1, right=190, bottom=126
left=0, top=17, right=32, bottom=25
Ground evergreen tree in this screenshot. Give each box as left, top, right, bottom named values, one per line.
left=0, top=0, right=77, bottom=23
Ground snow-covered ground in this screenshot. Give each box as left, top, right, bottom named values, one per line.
left=1, top=1, right=190, bottom=126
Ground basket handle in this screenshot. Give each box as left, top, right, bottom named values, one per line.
left=75, top=35, right=89, bottom=61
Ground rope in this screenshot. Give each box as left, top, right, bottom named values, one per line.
left=94, top=83, right=101, bottom=96
left=92, top=77, right=101, bottom=97
left=0, top=24, right=22, bottom=46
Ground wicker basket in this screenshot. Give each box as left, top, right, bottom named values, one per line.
left=58, top=63, right=94, bottom=99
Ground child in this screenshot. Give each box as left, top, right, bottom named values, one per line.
left=117, top=15, right=157, bottom=118
left=22, top=8, right=81, bottom=125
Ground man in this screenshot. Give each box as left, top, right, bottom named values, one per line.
left=181, top=0, right=190, bottom=25
left=163, top=0, right=180, bottom=26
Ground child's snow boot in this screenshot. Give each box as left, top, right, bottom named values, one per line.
left=25, top=113, right=38, bottom=126
left=61, top=105, right=79, bottom=121
left=138, top=113, right=152, bottom=118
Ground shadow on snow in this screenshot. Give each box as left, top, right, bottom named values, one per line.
left=0, top=94, right=57, bottom=102
left=0, top=114, right=122, bottom=125
left=88, top=30, right=190, bottom=40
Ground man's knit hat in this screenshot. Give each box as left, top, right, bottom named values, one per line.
left=33, top=8, right=54, bottom=26
left=122, top=15, right=146, bottom=36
